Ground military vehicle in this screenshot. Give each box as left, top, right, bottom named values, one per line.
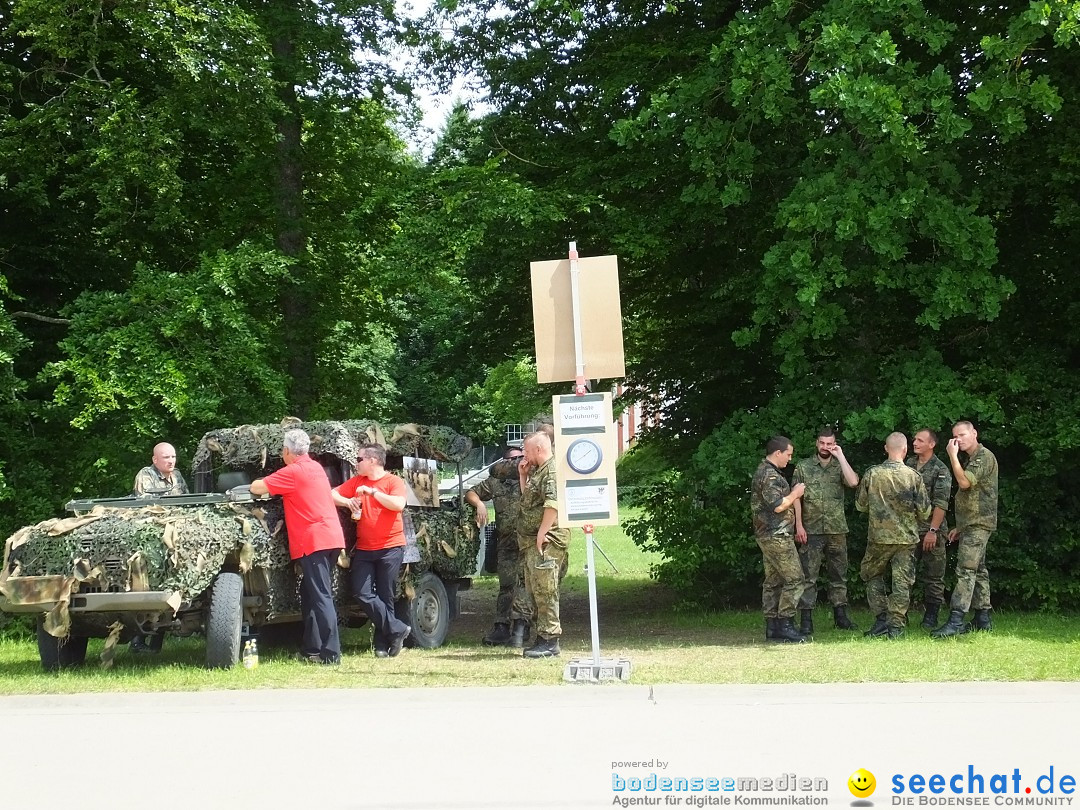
left=0, top=419, right=481, bottom=671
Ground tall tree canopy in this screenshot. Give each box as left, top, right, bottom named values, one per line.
left=427, top=0, right=1080, bottom=608
left=0, top=0, right=409, bottom=529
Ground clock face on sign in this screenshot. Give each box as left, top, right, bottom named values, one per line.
left=566, top=438, right=603, bottom=475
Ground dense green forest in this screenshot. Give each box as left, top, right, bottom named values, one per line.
left=2, top=0, right=1079, bottom=608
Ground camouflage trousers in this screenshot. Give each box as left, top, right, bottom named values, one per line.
left=492, top=532, right=525, bottom=625
left=511, top=541, right=569, bottom=623
left=755, top=535, right=804, bottom=619
left=914, top=533, right=947, bottom=607
left=523, top=542, right=569, bottom=638
left=798, top=533, right=850, bottom=609
left=860, top=542, right=916, bottom=628
left=949, top=528, right=992, bottom=612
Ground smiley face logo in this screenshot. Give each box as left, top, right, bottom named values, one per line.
left=848, top=769, right=876, bottom=798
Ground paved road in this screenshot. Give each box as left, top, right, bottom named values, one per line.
left=1, top=682, right=1077, bottom=809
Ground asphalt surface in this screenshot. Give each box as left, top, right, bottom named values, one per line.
left=2, top=681, right=1077, bottom=809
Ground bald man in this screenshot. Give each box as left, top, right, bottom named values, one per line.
left=856, top=432, right=931, bottom=639
left=516, top=430, right=570, bottom=658
left=133, top=442, right=189, bottom=497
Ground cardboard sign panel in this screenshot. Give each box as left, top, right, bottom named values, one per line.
left=531, top=255, right=625, bottom=384
left=552, top=393, right=619, bottom=528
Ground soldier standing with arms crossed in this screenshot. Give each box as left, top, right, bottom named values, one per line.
left=857, top=432, right=931, bottom=639
left=793, top=427, right=860, bottom=635
left=906, top=429, right=953, bottom=630
left=932, top=420, right=999, bottom=638
left=752, top=436, right=810, bottom=644
left=465, top=447, right=526, bottom=647
left=517, top=431, right=570, bottom=659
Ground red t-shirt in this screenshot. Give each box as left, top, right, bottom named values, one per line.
left=336, top=473, right=407, bottom=551
left=263, top=454, right=345, bottom=560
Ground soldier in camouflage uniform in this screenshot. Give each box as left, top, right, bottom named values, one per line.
left=906, top=429, right=953, bottom=629
left=792, top=427, right=860, bottom=634
left=517, top=431, right=570, bottom=658
left=132, top=443, right=188, bottom=496
left=932, top=421, right=999, bottom=638
left=465, top=447, right=526, bottom=646
left=129, top=441, right=188, bottom=652
left=857, top=433, right=932, bottom=639
left=752, top=436, right=810, bottom=643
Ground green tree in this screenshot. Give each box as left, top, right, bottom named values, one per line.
left=433, top=0, right=1080, bottom=608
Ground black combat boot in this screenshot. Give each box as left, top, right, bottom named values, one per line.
left=886, top=625, right=905, bottom=640
left=920, top=604, right=941, bottom=630
left=523, top=635, right=561, bottom=658
left=930, top=609, right=970, bottom=639
left=863, top=614, right=889, bottom=638
left=765, top=617, right=776, bottom=641
left=833, top=604, right=858, bottom=630
left=508, top=619, right=530, bottom=649
left=971, top=609, right=993, bottom=632
left=773, top=617, right=811, bottom=643
left=482, top=622, right=512, bottom=646
left=799, top=609, right=814, bottom=637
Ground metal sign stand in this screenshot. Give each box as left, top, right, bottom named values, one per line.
left=562, top=241, right=631, bottom=683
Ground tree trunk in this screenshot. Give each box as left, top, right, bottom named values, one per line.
left=270, top=4, right=314, bottom=417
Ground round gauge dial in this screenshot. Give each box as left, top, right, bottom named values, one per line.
left=566, top=438, right=603, bottom=475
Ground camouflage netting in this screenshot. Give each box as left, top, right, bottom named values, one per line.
left=409, top=506, right=480, bottom=581
left=0, top=502, right=480, bottom=635
left=191, top=418, right=473, bottom=473
left=0, top=502, right=285, bottom=636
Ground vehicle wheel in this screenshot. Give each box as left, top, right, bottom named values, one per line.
left=205, top=572, right=244, bottom=669
left=36, top=619, right=89, bottom=672
left=398, top=573, right=450, bottom=649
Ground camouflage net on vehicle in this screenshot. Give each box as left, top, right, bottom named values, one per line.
left=191, top=418, right=473, bottom=473
left=0, top=502, right=284, bottom=637
left=0, top=501, right=479, bottom=637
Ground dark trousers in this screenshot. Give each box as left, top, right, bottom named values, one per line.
left=350, top=546, right=408, bottom=651
left=298, top=548, right=342, bottom=662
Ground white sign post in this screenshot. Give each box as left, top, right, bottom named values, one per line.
left=532, top=242, right=631, bottom=683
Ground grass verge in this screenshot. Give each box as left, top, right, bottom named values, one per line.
left=1, top=516, right=1077, bottom=693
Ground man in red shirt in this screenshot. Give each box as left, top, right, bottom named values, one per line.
left=251, top=429, right=345, bottom=664
left=332, top=443, right=411, bottom=657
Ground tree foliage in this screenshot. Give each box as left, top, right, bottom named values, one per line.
left=434, top=0, right=1080, bottom=609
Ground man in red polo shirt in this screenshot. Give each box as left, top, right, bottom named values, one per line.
left=251, top=428, right=344, bottom=664
left=332, top=443, right=411, bottom=658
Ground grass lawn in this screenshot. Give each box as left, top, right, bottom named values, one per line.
left=1, top=517, right=1078, bottom=693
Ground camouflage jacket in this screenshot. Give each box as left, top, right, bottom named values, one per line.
left=954, top=444, right=999, bottom=531
left=518, top=457, right=570, bottom=548
left=856, top=460, right=931, bottom=544
left=751, top=460, right=795, bottom=540
left=468, top=468, right=521, bottom=541
left=132, top=466, right=188, bottom=497
left=792, top=456, right=850, bottom=534
left=906, top=453, right=952, bottom=534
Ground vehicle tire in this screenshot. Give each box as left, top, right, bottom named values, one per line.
left=36, top=619, right=89, bottom=672
left=205, top=572, right=244, bottom=669
left=398, top=573, right=450, bottom=649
